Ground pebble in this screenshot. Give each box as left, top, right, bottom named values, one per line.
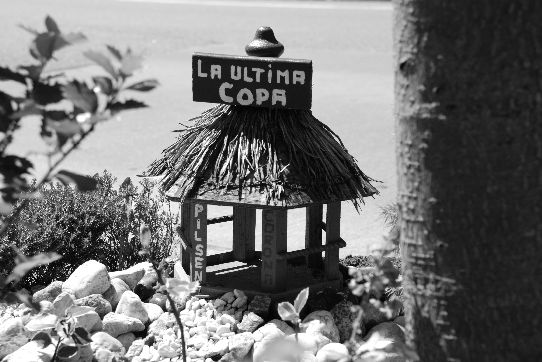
left=62, top=260, right=111, bottom=299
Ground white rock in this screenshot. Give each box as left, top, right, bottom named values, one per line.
left=219, top=314, right=235, bottom=325
left=75, top=309, right=103, bottom=332
left=0, top=317, right=33, bottom=359
left=253, top=322, right=286, bottom=342
left=210, top=338, right=229, bottom=356
left=285, top=333, right=331, bottom=355
left=102, top=278, right=130, bottom=310
left=2, top=338, right=56, bottom=362
left=301, top=310, right=340, bottom=343
left=227, top=332, right=254, bottom=359
left=144, top=303, right=164, bottom=322
left=216, top=323, right=231, bottom=336
left=116, top=291, right=149, bottom=324
left=91, top=331, right=125, bottom=355
left=157, top=342, right=180, bottom=358
left=116, top=332, right=136, bottom=351
left=62, top=260, right=110, bottom=299
left=102, top=312, right=145, bottom=337
left=315, top=343, right=349, bottom=362
left=109, top=262, right=151, bottom=290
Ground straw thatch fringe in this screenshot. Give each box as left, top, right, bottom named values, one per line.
left=144, top=104, right=378, bottom=209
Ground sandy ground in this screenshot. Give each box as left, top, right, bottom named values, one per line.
left=2, top=0, right=394, bottom=256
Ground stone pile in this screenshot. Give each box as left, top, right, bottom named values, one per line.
left=0, top=259, right=407, bottom=362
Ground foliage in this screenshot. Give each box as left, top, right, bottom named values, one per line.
left=0, top=15, right=157, bottom=308
left=0, top=172, right=176, bottom=289
left=277, top=287, right=308, bottom=326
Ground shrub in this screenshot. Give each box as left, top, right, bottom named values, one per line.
left=0, top=172, right=177, bottom=289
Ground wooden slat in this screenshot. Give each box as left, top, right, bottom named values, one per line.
left=180, top=202, right=192, bottom=273
left=261, top=209, right=288, bottom=292
left=325, top=202, right=341, bottom=280
left=305, top=204, right=323, bottom=268
left=207, top=251, right=235, bottom=266
left=190, top=202, right=207, bottom=283
left=233, top=207, right=256, bottom=261
left=207, top=214, right=234, bottom=225
left=278, top=238, right=345, bottom=260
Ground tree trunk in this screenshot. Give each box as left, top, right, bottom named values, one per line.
left=394, top=1, right=542, bottom=361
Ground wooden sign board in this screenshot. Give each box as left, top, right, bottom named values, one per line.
left=192, top=53, right=312, bottom=110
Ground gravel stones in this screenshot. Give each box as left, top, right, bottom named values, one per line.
left=237, top=312, right=264, bottom=333
left=109, top=262, right=150, bottom=290
left=330, top=300, right=356, bottom=342
left=32, top=281, right=63, bottom=303
left=62, top=260, right=110, bottom=299
left=75, top=294, right=112, bottom=318
left=116, top=291, right=149, bottom=324
left=144, top=302, right=164, bottom=323
left=102, top=312, right=145, bottom=337
left=102, top=278, right=130, bottom=310
left=247, top=295, right=272, bottom=319
left=301, top=310, right=340, bottom=343
left=91, top=331, right=126, bottom=356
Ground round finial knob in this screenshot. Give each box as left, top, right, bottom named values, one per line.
left=245, top=27, right=284, bottom=58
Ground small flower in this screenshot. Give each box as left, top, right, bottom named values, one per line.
left=166, top=278, right=200, bottom=299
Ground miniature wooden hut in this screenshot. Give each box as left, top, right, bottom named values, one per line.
left=145, top=27, right=378, bottom=298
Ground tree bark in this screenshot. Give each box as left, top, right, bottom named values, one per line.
left=394, top=1, right=542, bottom=361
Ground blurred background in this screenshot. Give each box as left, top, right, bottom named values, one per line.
left=3, top=0, right=393, bottom=256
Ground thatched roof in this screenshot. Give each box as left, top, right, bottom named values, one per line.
left=144, top=104, right=378, bottom=209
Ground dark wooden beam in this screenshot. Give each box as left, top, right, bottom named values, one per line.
left=233, top=206, right=256, bottom=261
left=261, top=209, right=288, bottom=292
left=325, top=202, right=341, bottom=280
left=305, top=204, right=324, bottom=268
left=180, top=202, right=192, bottom=274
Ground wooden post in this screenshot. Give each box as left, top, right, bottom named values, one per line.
left=191, top=202, right=207, bottom=283
left=180, top=202, right=192, bottom=274
left=233, top=206, right=256, bottom=261
left=261, top=209, right=287, bottom=292
left=325, top=202, right=341, bottom=280
left=305, top=204, right=323, bottom=268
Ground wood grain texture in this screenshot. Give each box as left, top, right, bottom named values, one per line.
left=395, top=0, right=542, bottom=360
left=261, top=209, right=288, bottom=292
left=306, top=204, right=324, bottom=268
left=324, top=202, right=341, bottom=280
left=233, top=206, right=256, bottom=261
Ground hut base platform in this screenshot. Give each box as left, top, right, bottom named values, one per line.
left=174, top=259, right=342, bottom=301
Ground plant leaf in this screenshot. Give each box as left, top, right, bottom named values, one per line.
left=54, top=170, right=98, bottom=191
left=108, top=99, right=147, bottom=114
left=62, top=80, right=98, bottom=113
left=92, top=76, right=113, bottom=95
left=125, top=79, right=159, bottom=92
left=57, top=344, right=79, bottom=359
left=31, top=32, right=57, bottom=61
left=84, top=50, right=117, bottom=78
left=18, top=64, right=44, bottom=80
left=6, top=252, right=62, bottom=284
left=45, top=15, right=60, bottom=34
left=120, top=51, right=143, bottom=77
left=0, top=66, right=26, bottom=84
left=19, top=24, right=39, bottom=35
left=25, top=313, right=58, bottom=331
left=277, top=302, right=299, bottom=323
left=293, top=287, right=309, bottom=314
left=106, top=44, right=123, bottom=60
left=33, top=81, right=63, bottom=105
left=72, top=327, right=92, bottom=345
left=47, top=119, right=82, bottom=137
left=68, top=305, right=94, bottom=317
